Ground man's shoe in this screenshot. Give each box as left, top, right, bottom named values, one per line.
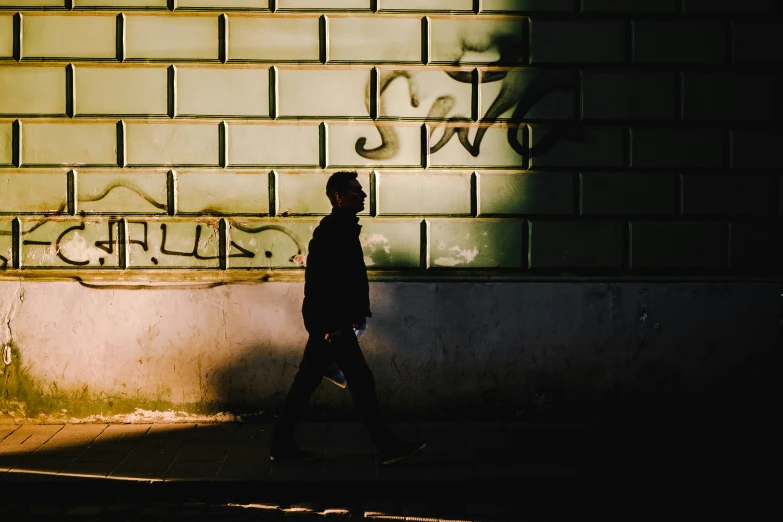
left=378, top=441, right=426, bottom=466
left=269, top=444, right=319, bottom=463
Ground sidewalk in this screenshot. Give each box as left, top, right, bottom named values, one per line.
left=1, top=419, right=782, bottom=519
left=2, top=419, right=783, bottom=481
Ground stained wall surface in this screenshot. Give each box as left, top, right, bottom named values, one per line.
left=0, top=0, right=781, bottom=419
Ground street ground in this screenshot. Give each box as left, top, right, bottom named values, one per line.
left=1, top=419, right=781, bottom=520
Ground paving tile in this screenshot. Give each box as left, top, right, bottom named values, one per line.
left=193, top=423, right=242, bottom=444
left=269, top=423, right=327, bottom=481
left=33, top=424, right=107, bottom=458
left=375, top=423, right=429, bottom=481
left=109, top=424, right=195, bottom=479
left=14, top=455, right=80, bottom=476
left=165, top=458, right=224, bottom=480
left=324, top=422, right=375, bottom=480
left=61, top=455, right=128, bottom=478
left=0, top=426, right=19, bottom=443
left=0, top=425, right=63, bottom=472
left=90, top=423, right=152, bottom=447
left=418, top=422, right=478, bottom=480
left=464, top=422, right=514, bottom=451
left=11, top=424, right=106, bottom=475
left=65, top=504, right=103, bottom=516
left=164, top=424, right=240, bottom=479
left=217, top=424, right=272, bottom=479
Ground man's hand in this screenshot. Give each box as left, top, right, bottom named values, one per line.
left=325, top=329, right=343, bottom=341
left=353, top=323, right=368, bottom=339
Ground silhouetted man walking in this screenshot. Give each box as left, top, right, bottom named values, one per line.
left=270, top=171, right=425, bottom=465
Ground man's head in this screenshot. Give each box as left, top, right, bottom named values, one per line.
left=326, top=171, right=366, bottom=215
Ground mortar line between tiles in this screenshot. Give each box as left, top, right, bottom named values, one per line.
left=106, top=424, right=152, bottom=479
left=27, top=425, right=65, bottom=456
left=0, top=425, right=20, bottom=444
left=214, top=423, right=243, bottom=479
left=160, top=424, right=199, bottom=480
left=55, top=425, right=111, bottom=477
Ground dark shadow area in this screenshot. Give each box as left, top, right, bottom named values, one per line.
left=206, top=343, right=783, bottom=427
left=1, top=420, right=782, bottom=520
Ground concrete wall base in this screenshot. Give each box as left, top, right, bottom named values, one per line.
left=1, top=281, right=781, bottom=422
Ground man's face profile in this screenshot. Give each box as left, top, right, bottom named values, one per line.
left=334, top=179, right=366, bottom=215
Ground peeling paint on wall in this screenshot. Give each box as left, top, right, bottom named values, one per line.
left=434, top=245, right=480, bottom=266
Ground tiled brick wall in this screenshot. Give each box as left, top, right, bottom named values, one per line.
left=0, top=0, right=781, bottom=275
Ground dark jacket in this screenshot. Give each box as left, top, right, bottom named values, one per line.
left=302, top=208, right=371, bottom=336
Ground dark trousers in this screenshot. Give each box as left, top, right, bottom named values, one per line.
left=273, top=332, right=397, bottom=452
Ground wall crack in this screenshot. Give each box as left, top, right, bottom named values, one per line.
left=1, top=281, right=24, bottom=351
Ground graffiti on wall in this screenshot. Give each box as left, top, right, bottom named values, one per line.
left=0, top=218, right=309, bottom=270
left=357, top=20, right=580, bottom=162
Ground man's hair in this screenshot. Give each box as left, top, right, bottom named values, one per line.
left=326, top=170, right=358, bottom=204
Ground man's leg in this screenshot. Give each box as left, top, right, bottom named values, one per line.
left=326, top=333, right=424, bottom=461
left=271, top=336, right=329, bottom=460
left=323, top=359, right=347, bottom=389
